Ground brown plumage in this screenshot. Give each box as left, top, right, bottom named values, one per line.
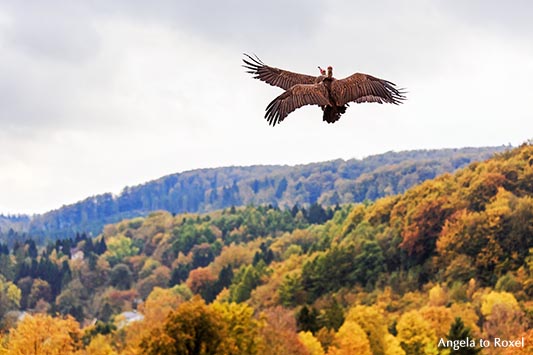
left=243, top=54, right=406, bottom=126
left=243, top=53, right=318, bottom=90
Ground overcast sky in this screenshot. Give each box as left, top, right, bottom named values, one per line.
left=0, top=1, right=532, bottom=214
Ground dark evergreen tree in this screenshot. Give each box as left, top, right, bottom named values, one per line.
left=169, top=264, right=191, bottom=287
left=251, top=179, right=260, bottom=193
left=87, top=252, right=98, bottom=271
left=109, top=264, right=133, bottom=290
left=191, top=244, right=215, bottom=269
left=320, top=300, right=345, bottom=331
left=216, top=265, right=234, bottom=291
left=307, top=203, right=328, bottom=224
left=61, top=259, right=72, bottom=289
left=0, top=243, right=8, bottom=255
left=297, top=306, right=320, bottom=333
left=26, top=239, right=38, bottom=259
left=302, top=245, right=361, bottom=301
left=69, top=305, right=84, bottom=323
left=12, top=241, right=21, bottom=256
left=253, top=242, right=275, bottom=266
left=446, top=317, right=481, bottom=354
left=95, top=238, right=107, bottom=255
left=61, top=238, right=73, bottom=257
left=83, top=238, right=94, bottom=254
left=275, top=178, right=288, bottom=198
left=99, top=303, right=114, bottom=323
left=291, top=204, right=300, bottom=217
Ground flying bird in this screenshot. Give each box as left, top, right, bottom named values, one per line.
left=243, top=54, right=406, bottom=126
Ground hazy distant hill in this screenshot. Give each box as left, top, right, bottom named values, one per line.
left=0, top=146, right=508, bottom=239
left=0, top=214, right=30, bottom=234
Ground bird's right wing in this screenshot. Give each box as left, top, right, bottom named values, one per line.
left=265, top=83, right=330, bottom=126
left=243, top=54, right=317, bottom=90
left=330, top=73, right=406, bottom=107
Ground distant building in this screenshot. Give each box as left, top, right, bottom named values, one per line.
left=117, top=310, right=144, bottom=329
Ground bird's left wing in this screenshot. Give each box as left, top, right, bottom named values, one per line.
left=265, top=83, right=330, bottom=126
left=243, top=54, right=317, bottom=90
left=330, top=73, right=406, bottom=107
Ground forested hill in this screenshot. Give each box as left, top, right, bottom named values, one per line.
left=1, top=146, right=507, bottom=239
left=0, top=144, right=531, bottom=354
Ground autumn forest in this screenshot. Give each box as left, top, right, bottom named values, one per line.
left=1, top=144, right=532, bottom=354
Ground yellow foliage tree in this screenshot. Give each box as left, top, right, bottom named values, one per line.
left=327, top=320, right=371, bottom=355
left=384, top=334, right=406, bottom=355
left=104, top=234, right=139, bottom=263
left=428, top=284, right=448, bottom=307
left=210, top=243, right=256, bottom=274
left=449, top=303, right=480, bottom=336
left=419, top=306, right=453, bottom=339
left=4, top=314, right=81, bottom=355
left=345, top=305, right=388, bottom=355
left=211, top=302, right=262, bottom=355
left=396, top=310, right=438, bottom=355
left=480, top=291, right=519, bottom=317
left=341, top=204, right=366, bottom=236
left=0, top=277, right=21, bottom=318
left=84, top=334, right=118, bottom=355
left=298, top=331, right=325, bottom=355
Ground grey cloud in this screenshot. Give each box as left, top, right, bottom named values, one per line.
left=0, top=2, right=104, bottom=135
left=0, top=0, right=325, bottom=136
left=1, top=1, right=100, bottom=62
left=435, top=0, right=533, bottom=37
left=1, top=0, right=532, bottom=214
left=92, top=0, right=325, bottom=48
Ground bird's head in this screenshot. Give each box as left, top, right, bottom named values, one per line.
left=318, top=66, right=326, bottom=75
left=327, top=66, right=333, bottom=78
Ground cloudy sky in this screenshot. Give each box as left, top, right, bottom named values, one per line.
left=0, top=1, right=532, bottom=214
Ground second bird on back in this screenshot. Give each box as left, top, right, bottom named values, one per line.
left=243, top=53, right=406, bottom=126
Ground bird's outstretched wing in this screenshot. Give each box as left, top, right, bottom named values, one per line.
left=331, top=73, right=406, bottom=107
left=265, top=84, right=330, bottom=126
left=243, top=54, right=317, bottom=90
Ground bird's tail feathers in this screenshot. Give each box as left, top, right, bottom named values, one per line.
left=323, top=105, right=347, bottom=123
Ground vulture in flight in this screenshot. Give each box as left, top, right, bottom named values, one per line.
left=243, top=54, right=406, bottom=126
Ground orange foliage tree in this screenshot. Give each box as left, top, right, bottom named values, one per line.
left=121, top=286, right=189, bottom=354
left=140, top=296, right=262, bottom=355
left=400, top=197, right=452, bottom=262
left=502, top=328, right=533, bottom=355
left=259, top=306, right=309, bottom=355
left=2, top=313, right=81, bottom=355
left=140, top=296, right=227, bottom=355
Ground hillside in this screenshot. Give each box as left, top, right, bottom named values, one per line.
left=0, top=144, right=531, bottom=354
left=1, top=146, right=507, bottom=239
